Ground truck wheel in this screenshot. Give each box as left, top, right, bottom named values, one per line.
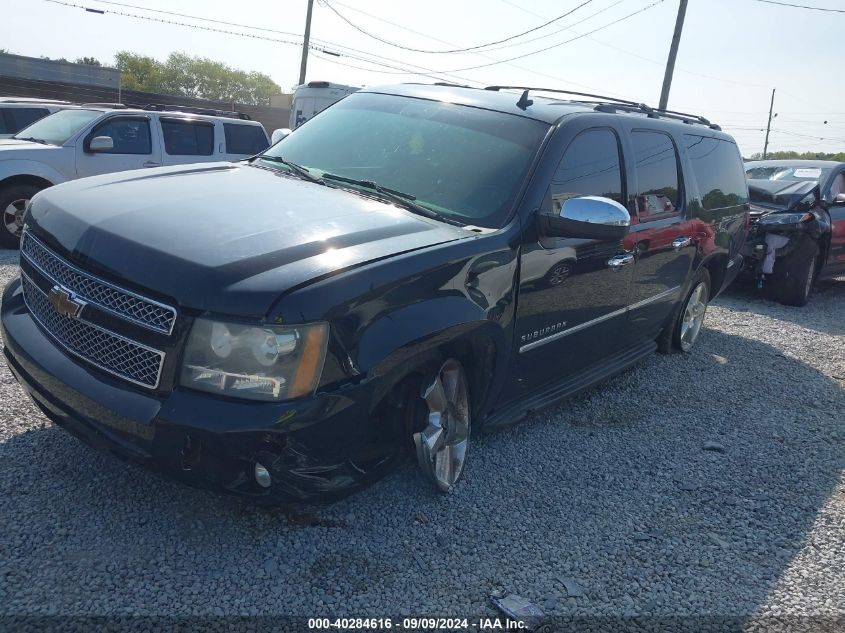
left=656, top=268, right=711, bottom=354
left=771, top=239, right=818, bottom=307
left=0, top=184, right=41, bottom=248
left=412, top=358, right=471, bottom=493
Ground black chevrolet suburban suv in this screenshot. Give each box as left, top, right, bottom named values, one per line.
left=1, top=84, right=749, bottom=502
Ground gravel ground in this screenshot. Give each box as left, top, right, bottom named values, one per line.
left=0, top=248, right=843, bottom=630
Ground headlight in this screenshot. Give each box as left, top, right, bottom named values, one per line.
left=757, top=212, right=812, bottom=226
left=180, top=318, right=329, bottom=401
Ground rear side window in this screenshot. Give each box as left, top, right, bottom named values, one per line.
left=7, top=107, right=49, bottom=132
left=224, top=123, right=269, bottom=155
left=632, top=130, right=680, bottom=218
left=551, top=128, right=624, bottom=212
left=161, top=119, right=214, bottom=156
left=683, top=135, right=748, bottom=210
left=90, top=117, right=151, bottom=154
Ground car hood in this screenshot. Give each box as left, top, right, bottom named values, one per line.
left=747, top=178, right=817, bottom=212
left=0, top=138, right=63, bottom=157
left=26, top=162, right=470, bottom=317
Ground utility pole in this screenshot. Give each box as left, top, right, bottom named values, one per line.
left=298, top=0, right=315, bottom=86
left=658, top=0, right=688, bottom=111
left=763, top=88, right=776, bottom=159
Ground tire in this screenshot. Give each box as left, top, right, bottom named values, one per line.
left=412, top=358, right=471, bottom=493
left=771, top=238, right=818, bottom=307
left=657, top=268, right=711, bottom=354
left=0, top=184, right=42, bottom=248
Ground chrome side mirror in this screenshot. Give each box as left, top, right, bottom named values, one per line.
left=271, top=128, right=291, bottom=144
left=540, top=195, right=630, bottom=240
left=833, top=193, right=845, bottom=205
left=88, top=136, right=114, bottom=152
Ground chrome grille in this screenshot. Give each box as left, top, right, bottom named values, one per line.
left=20, top=231, right=176, bottom=334
left=21, top=274, right=164, bottom=389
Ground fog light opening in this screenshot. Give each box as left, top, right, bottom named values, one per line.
left=254, top=462, right=272, bottom=488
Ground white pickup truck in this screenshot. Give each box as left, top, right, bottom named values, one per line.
left=0, top=104, right=270, bottom=247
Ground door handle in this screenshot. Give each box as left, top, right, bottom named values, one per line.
left=672, top=236, right=693, bottom=251
left=607, top=253, right=635, bottom=270
left=143, top=161, right=161, bottom=168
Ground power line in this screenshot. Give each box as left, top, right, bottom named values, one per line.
left=751, top=0, right=845, bottom=13
left=327, top=0, right=632, bottom=97
left=321, top=0, right=596, bottom=54
left=425, top=1, right=666, bottom=74
left=40, top=0, right=488, bottom=86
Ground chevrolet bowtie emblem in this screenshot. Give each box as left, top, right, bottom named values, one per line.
left=48, top=285, right=85, bottom=319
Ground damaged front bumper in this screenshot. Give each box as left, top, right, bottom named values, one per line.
left=740, top=207, right=827, bottom=277
left=1, top=277, right=394, bottom=504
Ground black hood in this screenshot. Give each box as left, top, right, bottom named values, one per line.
left=747, top=178, right=817, bottom=211
left=26, top=162, right=469, bottom=317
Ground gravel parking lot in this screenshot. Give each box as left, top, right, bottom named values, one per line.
left=0, top=248, right=843, bottom=629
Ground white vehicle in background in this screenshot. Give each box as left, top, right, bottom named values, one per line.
left=289, top=81, right=359, bottom=129
left=0, top=104, right=271, bottom=247
left=0, top=97, right=76, bottom=139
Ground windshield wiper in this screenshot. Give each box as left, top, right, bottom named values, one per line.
left=320, top=173, right=463, bottom=226
left=15, top=137, right=49, bottom=145
left=253, top=155, right=324, bottom=184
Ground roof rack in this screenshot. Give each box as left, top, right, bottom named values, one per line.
left=81, top=102, right=128, bottom=109
left=484, top=85, right=720, bottom=130
left=142, top=104, right=251, bottom=120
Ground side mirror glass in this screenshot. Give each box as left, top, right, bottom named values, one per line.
left=271, top=128, right=291, bottom=144
left=88, top=136, right=114, bottom=153
left=539, top=195, right=630, bottom=240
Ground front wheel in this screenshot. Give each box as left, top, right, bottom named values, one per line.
left=0, top=184, right=42, bottom=248
left=412, top=358, right=471, bottom=493
left=771, top=239, right=818, bottom=307
left=657, top=268, right=711, bottom=354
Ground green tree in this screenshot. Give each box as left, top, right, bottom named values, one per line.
left=749, top=150, right=845, bottom=162
left=114, top=51, right=281, bottom=105
left=75, top=56, right=102, bottom=66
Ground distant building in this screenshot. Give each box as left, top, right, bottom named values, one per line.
left=0, top=52, right=121, bottom=88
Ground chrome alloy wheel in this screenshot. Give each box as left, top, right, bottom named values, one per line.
left=413, top=359, right=470, bottom=492
left=680, top=282, right=708, bottom=351
left=3, top=198, right=29, bottom=238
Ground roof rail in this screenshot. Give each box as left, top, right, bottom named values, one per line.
left=142, top=104, right=251, bottom=120
left=484, top=85, right=720, bottom=130
left=485, top=85, right=645, bottom=108
left=81, top=102, right=128, bottom=109
left=593, top=103, right=721, bottom=130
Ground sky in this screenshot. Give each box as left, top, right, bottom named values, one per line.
left=3, top=0, right=845, bottom=157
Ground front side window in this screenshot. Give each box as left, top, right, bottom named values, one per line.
left=224, top=123, right=269, bottom=155
left=550, top=128, right=624, bottom=214
left=262, top=92, right=550, bottom=228
left=684, top=135, right=748, bottom=210
left=13, top=108, right=102, bottom=145
left=161, top=119, right=214, bottom=156
left=90, top=118, right=151, bottom=155
left=632, top=130, right=680, bottom=219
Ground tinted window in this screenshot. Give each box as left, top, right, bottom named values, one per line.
left=264, top=92, right=549, bottom=228
left=161, top=119, right=214, bottom=155
left=684, top=135, right=748, bottom=210
left=632, top=130, right=680, bottom=218
left=224, top=123, right=269, bottom=155
left=8, top=107, right=49, bottom=132
left=91, top=118, right=151, bottom=154
left=551, top=128, right=624, bottom=214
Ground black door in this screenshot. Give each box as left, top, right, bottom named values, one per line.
left=624, top=130, right=695, bottom=339
left=824, top=169, right=845, bottom=276
left=505, top=128, right=633, bottom=401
